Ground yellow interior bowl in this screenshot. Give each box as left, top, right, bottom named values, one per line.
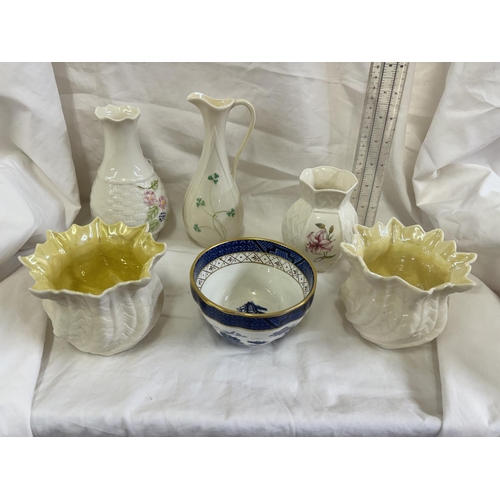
left=341, top=218, right=477, bottom=291
left=19, top=218, right=166, bottom=295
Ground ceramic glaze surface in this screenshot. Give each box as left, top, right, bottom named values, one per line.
left=183, top=93, right=255, bottom=247
left=202, top=263, right=304, bottom=311
left=19, top=218, right=167, bottom=356
left=282, top=166, right=358, bottom=273
left=205, top=317, right=301, bottom=346
left=365, top=245, right=451, bottom=291
left=190, top=239, right=316, bottom=346
left=52, top=249, right=143, bottom=295
left=339, top=218, right=477, bottom=349
left=90, top=104, right=169, bottom=237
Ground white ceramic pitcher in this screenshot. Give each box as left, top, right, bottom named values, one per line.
left=282, top=166, right=358, bottom=272
left=183, top=92, right=256, bottom=247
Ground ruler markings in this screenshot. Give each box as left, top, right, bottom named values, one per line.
left=351, top=63, right=383, bottom=210
left=356, top=64, right=384, bottom=209
left=351, top=62, right=409, bottom=226
left=365, top=63, right=400, bottom=214
left=368, top=63, right=408, bottom=221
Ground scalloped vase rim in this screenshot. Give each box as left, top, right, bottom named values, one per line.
left=340, top=217, right=477, bottom=296
left=95, top=104, right=141, bottom=122
left=300, top=166, right=358, bottom=195
left=19, top=217, right=167, bottom=299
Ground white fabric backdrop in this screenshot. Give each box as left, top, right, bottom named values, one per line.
left=390, top=62, right=500, bottom=293
left=1, top=62, right=499, bottom=436
left=0, top=63, right=79, bottom=435
left=0, top=63, right=80, bottom=275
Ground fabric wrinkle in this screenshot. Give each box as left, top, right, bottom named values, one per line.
left=1, top=62, right=499, bottom=436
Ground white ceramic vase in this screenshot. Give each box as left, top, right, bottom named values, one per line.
left=90, top=104, right=169, bottom=238
left=183, top=92, right=256, bottom=247
left=19, top=219, right=167, bottom=356
left=339, top=218, right=477, bottom=349
left=282, top=166, right=358, bottom=272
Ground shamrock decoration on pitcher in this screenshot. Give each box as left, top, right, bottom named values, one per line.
left=182, top=92, right=256, bottom=247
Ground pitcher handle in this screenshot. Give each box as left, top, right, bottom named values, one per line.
left=229, top=99, right=256, bottom=177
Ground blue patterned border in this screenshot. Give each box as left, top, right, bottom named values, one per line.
left=191, top=239, right=316, bottom=331
left=196, top=251, right=310, bottom=296
left=193, top=239, right=315, bottom=286
left=215, top=324, right=295, bottom=346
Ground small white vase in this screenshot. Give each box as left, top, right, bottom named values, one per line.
left=282, top=166, right=358, bottom=272
left=183, top=92, right=256, bottom=247
left=339, top=218, right=477, bottom=349
left=90, top=104, right=169, bottom=238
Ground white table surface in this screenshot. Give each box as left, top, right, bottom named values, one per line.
left=23, top=201, right=500, bottom=437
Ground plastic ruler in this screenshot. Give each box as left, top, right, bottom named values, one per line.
left=350, top=62, right=410, bottom=227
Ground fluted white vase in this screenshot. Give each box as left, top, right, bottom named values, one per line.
left=20, top=218, right=167, bottom=356
left=339, top=218, right=477, bottom=349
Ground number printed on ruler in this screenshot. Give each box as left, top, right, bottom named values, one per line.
left=351, top=62, right=409, bottom=227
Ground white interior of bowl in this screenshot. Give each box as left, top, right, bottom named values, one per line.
left=201, top=263, right=304, bottom=313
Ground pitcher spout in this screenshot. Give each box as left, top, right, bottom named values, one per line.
left=187, top=92, right=235, bottom=111
left=186, top=92, right=236, bottom=160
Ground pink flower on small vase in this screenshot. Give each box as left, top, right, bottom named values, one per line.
left=306, top=229, right=334, bottom=254
left=158, top=195, right=167, bottom=211
left=143, top=190, right=157, bottom=206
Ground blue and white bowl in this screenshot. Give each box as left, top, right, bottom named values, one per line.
left=190, top=238, right=317, bottom=346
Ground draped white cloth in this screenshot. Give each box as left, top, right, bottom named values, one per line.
left=391, top=62, right=500, bottom=294
left=0, top=62, right=499, bottom=436
left=0, top=63, right=80, bottom=435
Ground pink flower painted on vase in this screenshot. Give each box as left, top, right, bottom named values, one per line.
left=306, top=228, right=334, bottom=254
left=143, top=190, right=157, bottom=207
left=306, top=224, right=337, bottom=263
left=158, top=195, right=167, bottom=211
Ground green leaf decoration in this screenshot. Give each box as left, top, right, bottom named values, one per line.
left=316, top=223, right=326, bottom=229
left=329, top=225, right=334, bottom=234
left=138, top=179, right=159, bottom=190
left=148, top=220, right=159, bottom=232
left=196, top=197, right=206, bottom=208
left=208, top=173, right=219, bottom=184
left=226, top=208, right=236, bottom=217
left=146, top=205, right=159, bottom=221
left=193, top=223, right=201, bottom=233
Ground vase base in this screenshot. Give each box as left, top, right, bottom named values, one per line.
left=356, top=328, right=442, bottom=349
left=44, top=277, right=165, bottom=356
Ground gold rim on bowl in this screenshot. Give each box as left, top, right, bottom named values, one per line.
left=189, top=237, right=317, bottom=319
